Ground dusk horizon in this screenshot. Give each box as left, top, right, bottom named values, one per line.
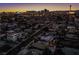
left=0, top=3, right=79, bottom=12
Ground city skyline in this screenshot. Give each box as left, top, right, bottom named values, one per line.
left=0, top=3, right=79, bottom=12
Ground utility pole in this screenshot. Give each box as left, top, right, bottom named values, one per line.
left=69, top=5, right=72, bottom=21
left=70, top=5, right=72, bottom=12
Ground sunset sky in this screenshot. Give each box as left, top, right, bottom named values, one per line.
left=0, top=3, right=79, bottom=12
